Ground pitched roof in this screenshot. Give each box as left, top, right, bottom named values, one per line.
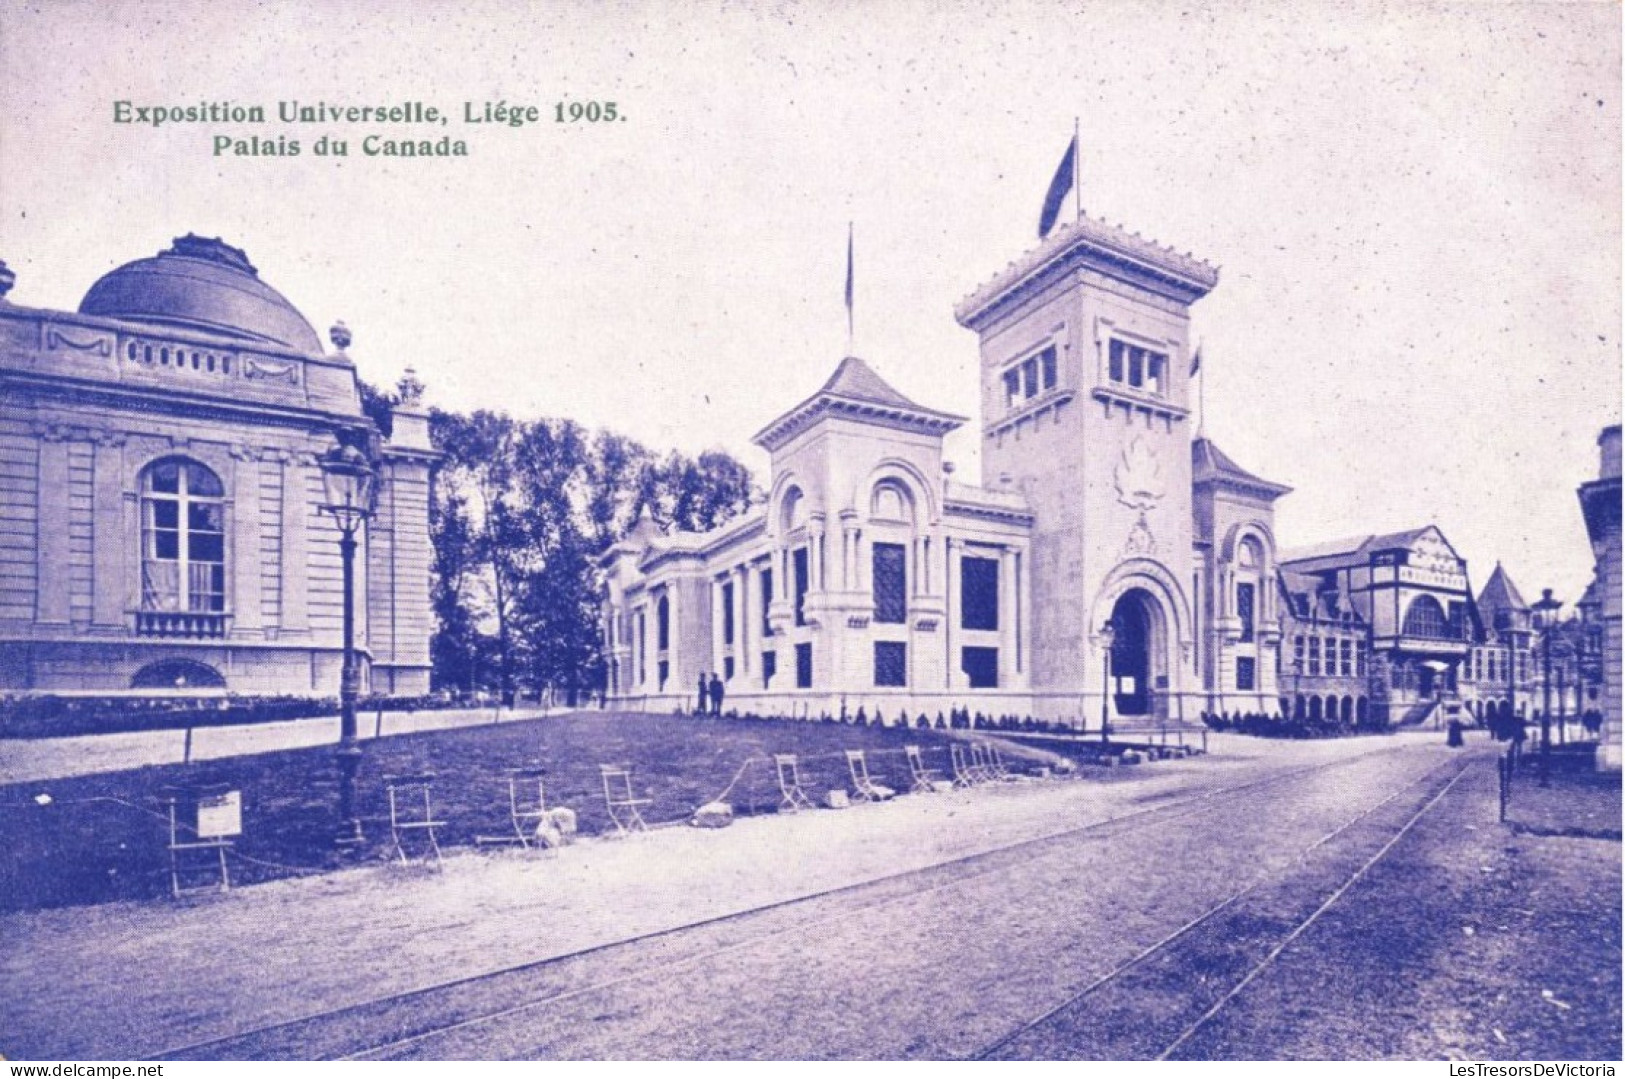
left=1191, top=437, right=1291, bottom=498
left=752, top=355, right=965, bottom=451
left=1280, top=525, right=1438, bottom=567
left=1477, top=563, right=1529, bottom=613
left=818, top=355, right=921, bottom=410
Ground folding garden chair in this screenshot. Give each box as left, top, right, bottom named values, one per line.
left=845, top=749, right=894, bottom=802
left=477, top=766, right=549, bottom=849
left=950, top=742, right=983, bottom=788
left=775, top=753, right=815, bottom=813
left=904, top=745, right=943, bottom=793
left=600, top=764, right=652, bottom=835
left=981, top=741, right=1017, bottom=781
left=384, top=773, right=446, bottom=867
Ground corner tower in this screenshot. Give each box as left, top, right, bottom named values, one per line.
left=954, top=216, right=1218, bottom=721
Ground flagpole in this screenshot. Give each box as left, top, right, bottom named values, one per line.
left=846, top=220, right=854, bottom=354
left=1197, top=344, right=1206, bottom=438
left=1073, top=116, right=1081, bottom=222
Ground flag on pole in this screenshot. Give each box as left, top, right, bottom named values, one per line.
left=1038, top=135, right=1077, bottom=239
left=1189, top=341, right=1203, bottom=377
left=844, top=222, right=854, bottom=349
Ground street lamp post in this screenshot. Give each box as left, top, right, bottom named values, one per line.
left=1532, top=588, right=1562, bottom=789
left=1292, top=656, right=1303, bottom=720
left=1099, top=619, right=1116, bottom=747
left=320, top=442, right=378, bottom=847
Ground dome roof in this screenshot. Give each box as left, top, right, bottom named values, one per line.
left=78, top=235, right=322, bottom=353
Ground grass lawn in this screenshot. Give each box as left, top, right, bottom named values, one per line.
left=0, top=711, right=1085, bottom=912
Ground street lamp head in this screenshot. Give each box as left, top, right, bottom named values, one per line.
left=319, top=442, right=377, bottom=533
left=1533, top=587, right=1562, bottom=625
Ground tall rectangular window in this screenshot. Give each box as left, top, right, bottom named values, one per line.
left=762, top=650, right=776, bottom=688
left=1022, top=357, right=1038, bottom=397
left=1109, top=339, right=1125, bottom=382
left=793, top=548, right=809, bottom=627
left=761, top=568, right=774, bottom=638
left=1308, top=636, right=1321, bottom=676
left=872, top=542, right=907, bottom=624
left=1003, top=369, right=1020, bottom=409
left=961, top=556, right=1000, bottom=631
left=722, top=581, right=735, bottom=646
left=1236, top=657, right=1256, bottom=691
left=1236, top=583, right=1255, bottom=643
left=795, top=642, right=813, bottom=688
left=874, top=641, right=907, bottom=687
left=637, top=612, right=646, bottom=684
left=1357, top=646, right=1367, bottom=678
left=1040, top=345, right=1058, bottom=390
left=962, top=646, right=999, bottom=688
left=1340, top=639, right=1353, bottom=677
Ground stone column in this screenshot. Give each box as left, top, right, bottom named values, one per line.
left=90, top=434, right=128, bottom=629
left=735, top=565, right=750, bottom=674
left=35, top=433, right=71, bottom=625
left=228, top=446, right=263, bottom=634
left=278, top=452, right=310, bottom=635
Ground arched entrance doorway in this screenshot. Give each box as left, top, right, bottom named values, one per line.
left=1109, top=589, right=1157, bottom=717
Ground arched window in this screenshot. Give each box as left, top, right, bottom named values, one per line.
left=1402, top=594, right=1452, bottom=640
left=131, top=658, right=225, bottom=689
left=870, top=480, right=915, bottom=525
left=1237, top=536, right=1263, bottom=570
left=140, top=458, right=225, bottom=613
left=779, top=486, right=806, bottom=534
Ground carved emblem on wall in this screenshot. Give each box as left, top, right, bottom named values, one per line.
left=1114, top=436, right=1165, bottom=512
left=244, top=358, right=300, bottom=384
left=1115, top=436, right=1164, bottom=556
left=44, top=326, right=113, bottom=356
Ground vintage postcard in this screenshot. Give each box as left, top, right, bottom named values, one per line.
left=0, top=0, right=1619, bottom=1066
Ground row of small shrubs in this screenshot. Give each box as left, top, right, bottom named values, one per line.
left=1201, top=711, right=1380, bottom=740
left=686, top=705, right=1087, bottom=734
left=0, top=693, right=463, bottom=739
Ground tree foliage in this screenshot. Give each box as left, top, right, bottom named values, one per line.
left=362, top=380, right=758, bottom=701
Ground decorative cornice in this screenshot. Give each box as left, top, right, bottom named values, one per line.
left=955, top=214, right=1218, bottom=329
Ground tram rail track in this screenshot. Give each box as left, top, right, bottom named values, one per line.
left=149, top=742, right=1465, bottom=1061
left=975, top=754, right=1478, bottom=1060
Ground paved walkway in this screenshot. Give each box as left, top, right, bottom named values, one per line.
left=2, top=730, right=1485, bottom=1060
left=0, top=706, right=564, bottom=785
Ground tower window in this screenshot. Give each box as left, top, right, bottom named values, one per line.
left=1002, top=345, right=1059, bottom=411
left=1108, top=339, right=1168, bottom=397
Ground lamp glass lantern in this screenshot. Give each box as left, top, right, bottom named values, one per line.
left=320, top=444, right=378, bottom=534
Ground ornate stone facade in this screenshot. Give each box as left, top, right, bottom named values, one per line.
left=0, top=237, right=436, bottom=696
left=604, top=215, right=1291, bottom=722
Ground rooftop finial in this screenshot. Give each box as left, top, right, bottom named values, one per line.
left=396, top=365, right=425, bottom=407
left=329, top=320, right=351, bottom=351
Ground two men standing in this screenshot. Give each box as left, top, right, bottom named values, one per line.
left=695, top=671, right=726, bottom=716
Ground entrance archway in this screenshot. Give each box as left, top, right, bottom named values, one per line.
left=1109, top=589, right=1157, bottom=716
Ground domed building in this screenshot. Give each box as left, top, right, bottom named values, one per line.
left=0, top=236, right=436, bottom=697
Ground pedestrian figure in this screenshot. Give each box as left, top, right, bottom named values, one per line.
left=709, top=672, right=725, bottom=716
left=697, top=673, right=709, bottom=716
left=1447, top=718, right=1464, bottom=748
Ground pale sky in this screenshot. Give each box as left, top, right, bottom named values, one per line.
left=1, top=0, right=1618, bottom=604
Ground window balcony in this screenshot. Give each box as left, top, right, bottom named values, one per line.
left=135, top=610, right=231, bottom=639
